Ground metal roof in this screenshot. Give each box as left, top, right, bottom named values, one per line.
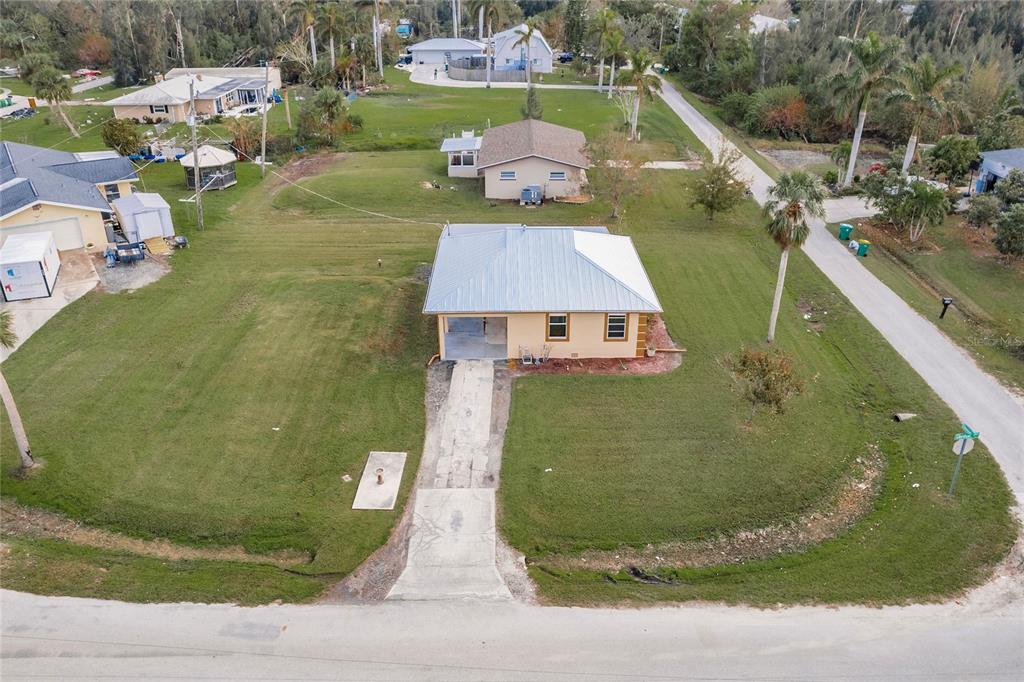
left=113, top=192, right=170, bottom=213
left=440, top=136, right=482, bottom=152
left=0, top=141, right=137, bottom=218
left=178, top=145, right=237, bottom=168
left=423, top=224, right=662, bottom=314
left=492, top=23, right=554, bottom=55
left=981, top=148, right=1024, bottom=177
left=408, top=38, right=484, bottom=52
left=107, top=74, right=234, bottom=106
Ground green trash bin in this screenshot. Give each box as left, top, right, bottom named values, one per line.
left=838, top=223, right=853, bottom=240
left=856, top=239, right=871, bottom=257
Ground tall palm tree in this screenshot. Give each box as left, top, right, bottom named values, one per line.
left=318, top=2, right=346, bottom=66
left=288, top=0, right=318, bottom=65
left=31, top=66, right=78, bottom=138
left=467, top=0, right=513, bottom=89
left=0, top=310, right=35, bottom=470
left=335, top=50, right=356, bottom=90
left=886, top=56, right=963, bottom=176
left=763, top=172, right=826, bottom=343
left=626, top=48, right=661, bottom=140
left=830, top=32, right=901, bottom=187
left=590, top=8, right=617, bottom=93
left=604, top=31, right=626, bottom=100
left=514, top=19, right=540, bottom=88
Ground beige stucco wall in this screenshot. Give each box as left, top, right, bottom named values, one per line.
left=94, top=180, right=137, bottom=199
left=112, top=103, right=188, bottom=123
left=482, top=157, right=584, bottom=199
left=195, top=97, right=220, bottom=115
left=1, top=204, right=108, bottom=252
left=436, top=312, right=643, bottom=360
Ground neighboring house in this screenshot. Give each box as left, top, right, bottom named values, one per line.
left=164, top=66, right=282, bottom=93
left=108, top=73, right=271, bottom=124
left=977, top=148, right=1024, bottom=193
left=441, top=131, right=482, bottom=178
left=424, top=223, right=662, bottom=361
left=748, top=14, right=788, bottom=34
left=492, top=23, right=553, bottom=74
left=476, top=119, right=589, bottom=200
left=407, top=37, right=483, bottom=65
left=1, top=141, right=138, bottom=252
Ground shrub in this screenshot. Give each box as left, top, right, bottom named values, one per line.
left=719, top=91, right=752, bottom=126
left=822, top=169, right=839, bottom=186
left=993, top=204, right=1024, bottom=257
left=742, top=85, right=807, bottom=140
left=995, top=169, right=1024, bottom=206
left=688, top=147, right=748, bottom=221
left=347, top=112, right=364, bottom=130
left=967, top=194, right=1002, bottom=228
left=927, top=135, right=979, bottom=185
left=729, top=347, right=804, bottom=419
left=100, top=118, right=142, bottom=156
left=142, top=115, right=153, bottom=124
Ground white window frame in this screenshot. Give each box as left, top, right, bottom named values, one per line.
left=499, top=170, right=517, bottom=181
left=549, top=171, right=567, bottom=181
left=102, top=183, right=120, bottom=201
left=150, top=105, right=168, bottom=114
left=605, top=313, right=628, bottom=341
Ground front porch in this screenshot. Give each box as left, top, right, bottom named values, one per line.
left=441, top=316, right=507, bottom=360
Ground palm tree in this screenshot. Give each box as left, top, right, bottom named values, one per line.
left=604, top=31, right=626, bottom=100
left=590, top=8, right=617, bottom=93
left=763, top=172, right=826, bottom=343
left=288, top=0, right=318, bottom=65
left=335, top=50, right=356, bottom=90
left=830, top=32, right=901, bottom=187
left=0, top=310, right=35, bottom=470
left=886, top=56, right=963, bottom=176
left=31, top=66, right=78, bottom=138
left=467, top=0, right=513, bottom=89
left=318, top=2, right=346, bottom=66
left=830, top=140, right=851, bottom=176
left=514, top=19, right=540, bottom=88
left=626, top=48, right=661, bottom=140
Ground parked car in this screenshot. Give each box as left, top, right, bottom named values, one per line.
left=557, top=51, right=574, bottom=63
left=73, top=68, right=102, bottom=78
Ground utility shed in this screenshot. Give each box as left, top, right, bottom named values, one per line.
left=113, top=192, right=174, bottom=242
left=0, top=231, right=60, bottom=302
left=178, top=145, right=238, bottom=190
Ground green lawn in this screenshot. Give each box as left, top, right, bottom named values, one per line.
left=846, top=216, right=1024, bottom=392
left=72, top=83, right=145, bottom=102
left=0, top=76, right=35, bottom=96
left=500, top=170, right=1016, bottom=605
left=0, top=104, right=115, bottom=150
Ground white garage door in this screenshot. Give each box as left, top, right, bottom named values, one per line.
left=1, top=217, right=84, bottom=251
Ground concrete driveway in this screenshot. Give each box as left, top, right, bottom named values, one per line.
left=0, top=249, right=99, bottom=362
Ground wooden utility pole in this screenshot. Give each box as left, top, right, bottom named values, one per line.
left=189, top=78, right=204, bottom=231
left=260, top=61, right=269, bottom=177
left=283, top=86, right=291, bottom=129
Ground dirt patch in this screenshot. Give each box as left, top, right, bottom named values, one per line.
left=760, top=148, right=832, bottom=172
left=855, top=218, right=942, bottom=254
left=511, top=315, right=684, bottom=377
left=93, top=253, right=171, bottom=294
left=270, top=152, right=347, bottom=190
left=536, top=445, right=885, bottom=573
left=0, top=499, right=308, bottom=567
left=796, top=296, right=830, bottom=334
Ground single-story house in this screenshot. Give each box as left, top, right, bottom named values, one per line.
left=476, top=119, right=589, bottom=200
left=1, top=141, right=138, bottom=252
left=977, top=148, right=1024, bottom=193
left=441, top=131, right=482, bottom=178
left=179, top=145, right=238, bottom=190
left=407, top=37, right=483, bottom=65
left=112, top=192, right=174, bottom=243
left=164, top=66, right=282, bottom=93
left=424, top=223, right=663, bottom=361
left=108, top=73, right=271, bottom=124
left=491, top=23, right=554, bottom=73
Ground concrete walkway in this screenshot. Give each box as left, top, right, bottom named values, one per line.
left=658, top=76, right=1024, bottom=503
left=388, top=360, right=512, bottom=600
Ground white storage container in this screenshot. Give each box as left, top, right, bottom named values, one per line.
left=0, top=231, right=61, bottom=302
left=112, top=192, right=175, bottom=243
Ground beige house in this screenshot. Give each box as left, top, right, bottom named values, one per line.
left=440, top=131, right=482, bottom=178
left=1, top=142, right=138, bottom=252
left=424, top=224, right=662, bottom=361
left=108, top=72, right=271, bottom=124
left=476, top=119, right=589, bottom=200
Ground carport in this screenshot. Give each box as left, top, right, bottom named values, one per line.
left=442, top=317, right=507, bottom=360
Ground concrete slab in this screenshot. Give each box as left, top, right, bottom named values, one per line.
left=387, top=488, right=511, bottom=601
left=352, top=451, right=407, bottom=510
left=434, top=360, right=494, bottom=488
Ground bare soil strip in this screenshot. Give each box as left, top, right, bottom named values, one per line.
left=0, top=499, right=308, bottom=568
left=536, top=445, right=885, bottom=573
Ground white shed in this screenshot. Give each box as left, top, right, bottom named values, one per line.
left=113, top=193, right=175, bottom=243
left=0, top=231, right=60, bottom=302
left=407, top=38, right=483, bottom=65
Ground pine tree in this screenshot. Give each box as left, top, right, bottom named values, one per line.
left=521, top=87, right=543, bottom=120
